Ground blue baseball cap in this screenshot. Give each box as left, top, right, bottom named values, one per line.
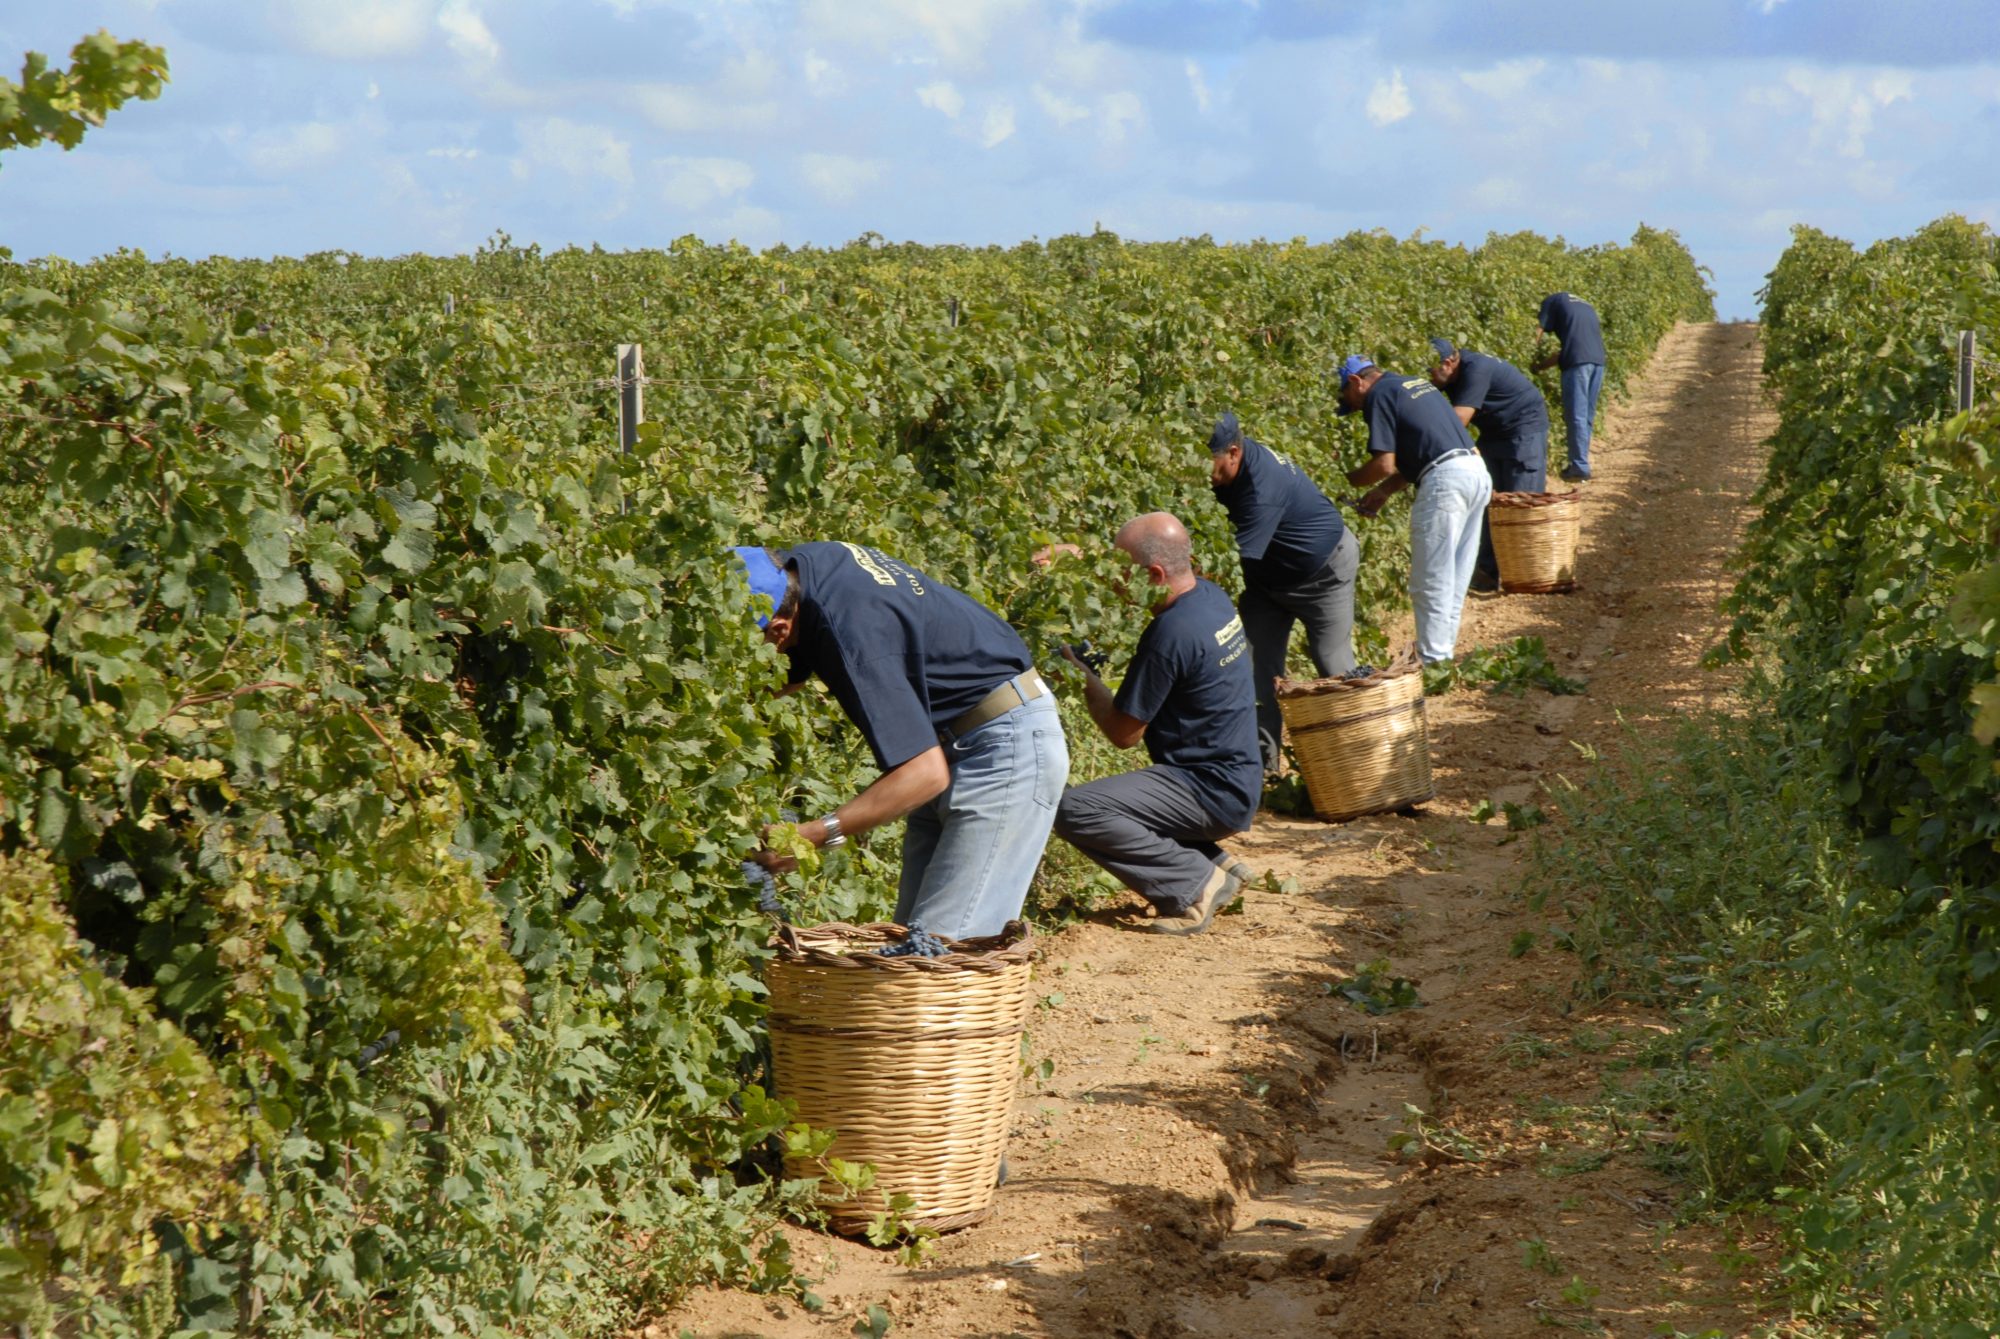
left=1207, top=411, right=1244, bottom=454
left=1334, top=354, right=1376, bottom=415
left=1428, top=337, right=1458, bottom=362
left=728, top=545, right=788, bottom=628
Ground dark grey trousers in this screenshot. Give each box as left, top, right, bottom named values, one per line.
left=1242, top=528, right=1360, bottom=770
left=1476, top=435, right=1549, bottom=580
left=1053, top=768, right=1241, bottom=914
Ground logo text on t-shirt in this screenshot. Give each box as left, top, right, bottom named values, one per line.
left=840, top=542, right=925, bottom=593
left=1214, top=614, right=1247, bottom=667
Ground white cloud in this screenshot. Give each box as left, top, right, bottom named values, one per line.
left=1099, top=91, right=1144, bottom=147
left=631, top=86, right=780, bottom=134
left=272, top=0, right=434, bottom=60
left=917, top=80, right=965, bottom=119
left=438, top=0, right=500, bottom=65
left=656, top=156, right=755, bottom=210
left=426, top=145, right=479, bottom=160
left=240, top=121, right=346, bottom=176
left=798, top=152, right=885, bottom=204
left=1185, top=59, right=1212, bottom=114
left=1468, top=177, right=1526, bottom=208
left=802, top=50, right=844, bottom=95
left=803, top=0, right=1034, bottom=67
left=1366, top=68, right=1412, bottom=126
left=980, top=101, right=1017, bottom=148
left=709, top=203, right=783, bottom=245
left=1034, top=85, right=1089, bottom=127
left=629, top=49, right=782, bottom=133
left=381, top=158, right=475, bottom=250
left=1775, top=66, right=1914, bottom=157
left=1459, top=59, right=1546, bottom=99
left=367, top=81, right=381, bottom=99
left=513, top=117, right=632, bottom=189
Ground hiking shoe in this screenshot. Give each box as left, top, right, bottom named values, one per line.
left=1558, top=464, right=1591, bottom=484
left=1149, top=866, right=1244, bottom=936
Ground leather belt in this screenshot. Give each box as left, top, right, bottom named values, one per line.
left=1416, top=447, right=1479, bottom=487
left=939, top=670, right=1046, bottom=744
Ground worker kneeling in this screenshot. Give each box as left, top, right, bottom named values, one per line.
left=1053, top=513, right=1261, bottom=936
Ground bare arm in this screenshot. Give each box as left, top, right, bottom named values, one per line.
left=1453, top=405, right=1476, bottom=427
left=1347, top=453, right=1397, bottom=488
left=754, top=746, right=952, bottom=870
left=1355, top=472, right=1410, bottom=518
left=1063, top=647, right=1146, bottom=748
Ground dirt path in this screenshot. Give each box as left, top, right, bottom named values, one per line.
left=663, top=321, right=1780, bottom=1339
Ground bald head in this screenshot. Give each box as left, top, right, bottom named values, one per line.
left=1115, top=511, right=1193, bottom=580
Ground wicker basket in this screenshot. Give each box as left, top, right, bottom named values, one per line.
left=1275, top=657, right=1434, bottom=822
left=1489, top=489, right=1582, bottom=593
left=766, top=920, right=1035, bottom=1234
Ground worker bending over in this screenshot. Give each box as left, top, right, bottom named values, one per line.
left=1340, top=356, right=1492, bottom=665
left=1532, top=291, right=1607, bottom=484
left=1207, top=411, right=1360, bottom=774
left=735, top=542, right=1069, bottom=939
left=1427, top=337, right=1549, bottom=591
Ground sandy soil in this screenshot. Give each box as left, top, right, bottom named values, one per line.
left=660, top=321, right=1782, bottom=1339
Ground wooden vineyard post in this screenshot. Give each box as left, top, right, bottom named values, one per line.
left=444, top=292, right=455, bottom=316
left=617, top=342, right=644, bottom=515
left=1958, top=331, right=1975, bottom=411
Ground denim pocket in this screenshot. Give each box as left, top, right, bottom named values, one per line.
left=1030, top=724, right=1067, bottom=811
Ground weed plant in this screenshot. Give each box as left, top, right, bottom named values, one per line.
left=1425, top=635, right=1586, bottom=697
left=1526, top=708, right=2000, bottom=1336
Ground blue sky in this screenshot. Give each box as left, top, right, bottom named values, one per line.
left=3, top=1, right=1998, bottom=318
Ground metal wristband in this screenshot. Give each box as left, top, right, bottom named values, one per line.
left=819, top=814, right=846, bottom=848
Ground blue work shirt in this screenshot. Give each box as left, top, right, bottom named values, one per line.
left=1211, top=436, right=1346, bottom=590
left=784, top=542, right=1032, bottom=770
left=1114, top=578, right=1261, bottom=831
left=1443, top=349, right=1550, bottom=454
left=1537, top=293, right=1606, bottom=368
left=1361, top=372, right=1477, bottom=483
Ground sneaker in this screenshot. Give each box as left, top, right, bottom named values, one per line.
left=1216, top=852, right=1257, bottom=886
left=1149, top=866, right=1244, bottom=936
left=1558, top=464, right=1591, bottom=484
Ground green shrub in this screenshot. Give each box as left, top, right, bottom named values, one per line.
left=0, top=849, right=245, bottom=1331
left=1727, top=218, right=2000, bottom=904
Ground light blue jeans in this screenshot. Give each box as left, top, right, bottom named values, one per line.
left=1409, top=453, right=1492, bottom=664
left=896, top=689, right=1069, bottom=939
left=1560, top=362, right=1605, bottom=474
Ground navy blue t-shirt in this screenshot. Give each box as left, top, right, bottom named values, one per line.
left=783, top=542, right=1032, bottom=770
left=1211, top=436, right=1345, bottom=589
left=1361, top=372, right=1477, bottom=482
left=1537, top=293, right=1606, bottom=368
left=1445, top=349, right=1550, bottom=448
left=1113, top=579, right=1261, bottom=831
